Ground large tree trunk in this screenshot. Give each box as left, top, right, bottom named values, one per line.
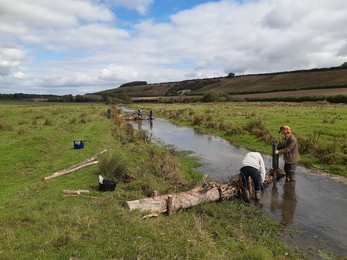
left=123, top=182, right=239, bottom=212
left=123, top=169, right=284, bottom=214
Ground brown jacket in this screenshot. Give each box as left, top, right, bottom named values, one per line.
left=278, top=134, right=300, bottom=164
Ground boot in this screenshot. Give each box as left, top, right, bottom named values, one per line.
left=242, top=190, right=250, bottom=203
left=255, top=200, right=263, bottom=209
left=290, top=174, right=296, bottom=182
left=255, top=190, right=261, bottom=200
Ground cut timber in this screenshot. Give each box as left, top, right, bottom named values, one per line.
left=62, top=190, right=90, bottom=195
left=43, top=161, right=98, bottom=181
left=123, top=183, right=238, bottom=212
left=53, top=149, right=107, bottom=175
left=143, top=210, right=167, bottom=219
left=42, top=150, right=107, bottom=181
left=123, top=170, right=285, bottom=213
left=63, top=190, right=80, bottom=195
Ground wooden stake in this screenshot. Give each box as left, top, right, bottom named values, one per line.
left=63, top=190, right=80, bottom=195
left=152, top=190, right=158, bottom=197
left=167, top=195, right=173, bottom=217
left=62, top=190, right=90, bottom=195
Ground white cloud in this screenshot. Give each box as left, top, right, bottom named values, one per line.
left=105, top=0, right=154, bottom=15
left=99, top=64, right=139, bottom=81
left=0, top=0, right=114, bottom=28
left=13, top=71, right=26, bottom=79
left=0, top=44, right=26, bottom=75
left=337, top=42, right=347, bottom=56
left=0, top=0, right=346, bottom=95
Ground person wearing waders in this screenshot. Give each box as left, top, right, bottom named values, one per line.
left=275, top=125, right=300, bottom=182
left=149, top=110, right=153, bottom=120
left=137, top=107, right=142, bottom=117
left=239, top=152, right=266, bottom=203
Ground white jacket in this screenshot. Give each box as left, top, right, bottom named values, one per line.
left=241, top=152, right=266, bottom=183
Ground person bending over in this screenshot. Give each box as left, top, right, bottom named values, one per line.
left=239, top=152, right=266, bottom=202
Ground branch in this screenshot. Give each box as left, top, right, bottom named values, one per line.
left=42, top=150, right=107, bottom=181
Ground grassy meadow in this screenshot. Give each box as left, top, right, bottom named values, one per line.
left=135, top=101, right=347, bottom=177
left=0, top=101, right=343, bottom=259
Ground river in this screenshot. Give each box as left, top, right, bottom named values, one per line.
left=126, top=112, right=347, bottom=256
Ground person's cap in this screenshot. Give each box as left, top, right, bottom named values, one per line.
left=278, top=125, right=290, bottom=133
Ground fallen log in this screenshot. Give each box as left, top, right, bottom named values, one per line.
left=123, top=182, right=239, bottom=212
left=123, top=169, right=285, bottom=213
left=53, top=149, right=107, bottom=176
left=43, top=161, right=99, bottom=181
left=42, top=150, right=107, bottom=181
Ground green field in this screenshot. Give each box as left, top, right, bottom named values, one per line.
left=135, top=101, right=347, bottom=177
left=0, top=101, right=343, bottom=260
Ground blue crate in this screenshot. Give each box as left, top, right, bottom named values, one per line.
left=73, top=140, right=84, bottom=149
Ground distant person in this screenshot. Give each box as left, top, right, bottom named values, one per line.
left=275, top=126, right=300, bottom=182
left=137, top=107, right=142, bottom=118
left=149, top=110, right=153, bottom=120
left=107, top=108, right=112, bottom=118
left=239, top=152, right=266, bottom=202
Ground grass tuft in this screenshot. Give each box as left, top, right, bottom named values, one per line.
left=98, top=152, right=128, bottom=182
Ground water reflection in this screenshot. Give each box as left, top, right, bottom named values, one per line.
left=270, top=180, right=297, bottom=227
left=137, top=120, right=142, bottom=130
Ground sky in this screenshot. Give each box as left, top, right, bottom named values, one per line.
left=1, top=0, right=347, bottom=96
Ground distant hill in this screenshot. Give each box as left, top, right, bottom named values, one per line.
left=86, top=65, right=347, bottom=99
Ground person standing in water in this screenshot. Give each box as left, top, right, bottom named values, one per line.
left=275, top=125, right=300, bottom=182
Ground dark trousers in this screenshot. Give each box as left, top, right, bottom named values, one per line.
left=240, top=166, right=262, bottom=191
left=284, top=162, right=298, bottom=178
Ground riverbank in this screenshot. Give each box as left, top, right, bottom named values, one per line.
left=133, top=102, right=347, bottom=177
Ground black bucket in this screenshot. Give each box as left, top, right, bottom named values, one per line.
left=99, top=180, right=117, bottom=192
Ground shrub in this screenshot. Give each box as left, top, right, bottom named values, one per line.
left=0, top=122, right=14, bottom=131
left=98, top=153, right=128, bottom=182
left=202, top=90, right=230, bottom=102
left=44, top=119, right=54, bottom=126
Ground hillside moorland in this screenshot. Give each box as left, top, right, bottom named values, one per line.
left=86, top=66, right=347, bottom=100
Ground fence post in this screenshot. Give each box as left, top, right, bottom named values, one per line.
left=272, top=143, right=279, bottom=179
left=167, top=195, right=173, bottom=217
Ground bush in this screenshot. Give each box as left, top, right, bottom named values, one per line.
left=98, top=153, right=128, bottom=182
left=202, top=90, right=230, bottom=102
left=0, top=122, right=14, bottom=131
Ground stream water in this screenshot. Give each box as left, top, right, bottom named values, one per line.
left=126, top=112, right=347, bottom=256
